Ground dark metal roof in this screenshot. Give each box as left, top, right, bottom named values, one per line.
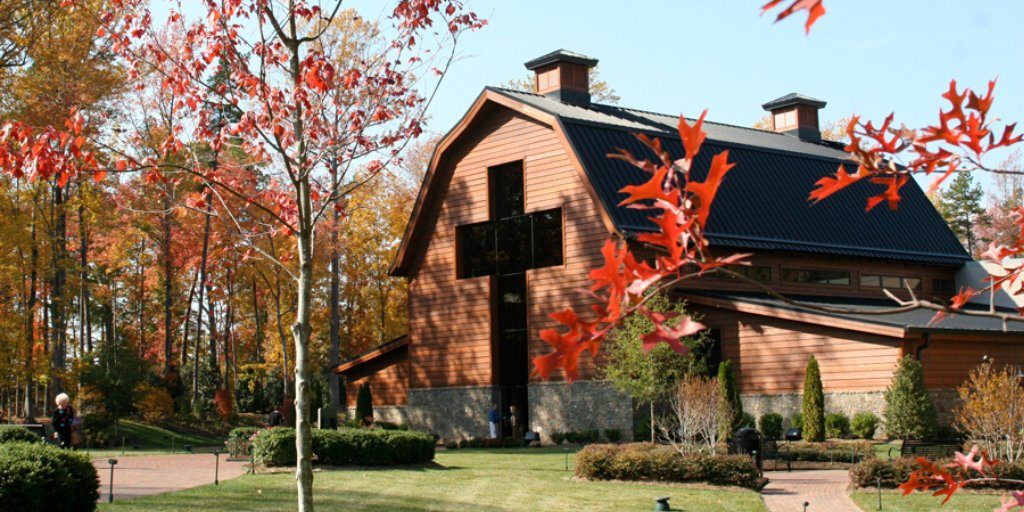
left=685, top=291, right=1024, bottom=335
left=523, top=49, right=598, bottom=70
left=487, top=87, right=970, bottom=265
left=762, top=92, right=827, bottom=110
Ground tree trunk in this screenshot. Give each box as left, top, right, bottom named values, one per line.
left=291, top=176, right=314, bottom=511
left=328, top=162, right=341, bottom=412
left=162, top=193, right=173, bottom=375
left=650, top=402, right=655, bottom=443
left=194, top=192, right=212, bottom=407
left=23, top=198, right=38, bottom=422
left=50, top=180, right=67, bottom=396
left=78, top=197, right=91, bottom=354
left=179, top=267, right=199, bottom=371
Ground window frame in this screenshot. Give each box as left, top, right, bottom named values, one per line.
left=781, top=267, right=852, bottom=287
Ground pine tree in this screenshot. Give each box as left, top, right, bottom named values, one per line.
left=935, top=172, right=989, bottom=254
left=884, top=356, right=937, bottom=439
left=355, top=382, right=374, bottom=425
left=717, top=360, right=743, bottom=440
left=802, top=355, right=826, bottom=442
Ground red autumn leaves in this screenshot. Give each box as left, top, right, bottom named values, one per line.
left=534, top=112, right=740, bottom=381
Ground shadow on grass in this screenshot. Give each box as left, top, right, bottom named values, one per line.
left=103, top=485, right=508, bottom=512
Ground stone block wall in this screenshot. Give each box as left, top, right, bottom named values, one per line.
left=529, top=380, right=633, bottom=443
left=405, top=386, right=499, bottom=440
left=344, top=405, right=409, bottom=425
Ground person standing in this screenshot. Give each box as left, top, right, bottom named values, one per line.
left=487, top=403, right=501, bottom=439
left=51, top=393, right=76, bottom=449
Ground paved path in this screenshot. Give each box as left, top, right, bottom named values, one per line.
left=762, top=470, right=861, bottom=512
left=93, top=453, right=249, bottom=503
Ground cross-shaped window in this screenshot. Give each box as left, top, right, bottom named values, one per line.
left=455, top=161, right=563, bottom=279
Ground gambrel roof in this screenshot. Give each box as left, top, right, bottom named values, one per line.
left=390, top=87, right=970, bottom=275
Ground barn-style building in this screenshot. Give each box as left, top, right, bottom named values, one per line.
left=332, top=50, right=1024, bottom=442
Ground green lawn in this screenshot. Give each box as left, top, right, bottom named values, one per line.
left=852, top=490, right=1007, bottom=512
left=86, top=419, right=226, bottom=459
left=97, top=448, right=768, bottom=511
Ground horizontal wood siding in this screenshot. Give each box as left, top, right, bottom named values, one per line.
left=920, top=337, right=1024, bottom=389
left=696, top=307, right=901, bottom=393
left=408, top=105, right=607, bottom=387
left=346, top=357, right=410, bottom=408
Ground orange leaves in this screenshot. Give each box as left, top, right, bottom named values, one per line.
left=536, top=112, right=746, bottom=381
left=684, top=150, right=735, bottom=228
left=678, top=111, right=707, bottom=161
left=761, top=0, right=826, bottom=34
left=897, top=446, right=1006, bottom=508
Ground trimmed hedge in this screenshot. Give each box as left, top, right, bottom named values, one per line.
left=850, top=457, right=1024, bottom=489
left=0, top=426, right=40, bottom=444
left=0, top=441, right=100, bottom=511
left=252, top=427, right=434, bottom=467
left=782, top=441, right=873, bottom=463
left=576, top=443, right=767, bottom=490
left=226, top=427, right=261, bottom=457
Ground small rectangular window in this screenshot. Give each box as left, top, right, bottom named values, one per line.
left=881, top=276, right=902, bottom=288
left=933, top=278, right=956, bottom=294
left=860, top=274, right=881, bottom=288
left=722, top=265, right=772, bottom=283
left=904, top=278, right=922, bottom=291
left=782, top=268, right=850, bottom=286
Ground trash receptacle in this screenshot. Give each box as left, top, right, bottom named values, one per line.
left=730, top=427, right=763, bottom=471
left=784, top=427, right=802, bottom=441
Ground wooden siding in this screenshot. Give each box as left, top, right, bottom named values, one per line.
left=695, top=306, right=902, bottom=393
left=919, top=336, right=1024, bottom=389
left=346, top=357, right=410, bottom=408
left=407, top=105, right=609, bottom=388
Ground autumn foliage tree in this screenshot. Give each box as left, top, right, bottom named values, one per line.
left=0, top=2, right=482, bottom=510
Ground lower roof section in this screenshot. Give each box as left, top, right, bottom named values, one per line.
left=331, top=335, right=409, bottom=375
left=682, top=291, right=1024, bottom=338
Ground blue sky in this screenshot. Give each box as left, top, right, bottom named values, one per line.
left=165, top=1, right=1024, bottom=188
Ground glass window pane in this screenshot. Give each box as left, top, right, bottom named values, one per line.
left=861, top=274, right=881, bottom=288
left=490, top=162, right=524, bottom=218
left=496, top=216, right=531, bottom=274
left=904, top=278, right=922, bottom=291
left=532, top=209, right=563, bottom=269
left=782, top=268, right=850, bottom=286
left=881, top=276, right=902, bottom=288
left=457, top=222, right=496, bottom=278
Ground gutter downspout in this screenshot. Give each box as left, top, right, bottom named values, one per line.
left=915, top=332, right=931, bottom=361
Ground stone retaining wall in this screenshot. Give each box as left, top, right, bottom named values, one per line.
left=528, top=380, right=633, bottom=443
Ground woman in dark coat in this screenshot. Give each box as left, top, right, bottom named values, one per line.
left=51, top=393, right=76, bottom=448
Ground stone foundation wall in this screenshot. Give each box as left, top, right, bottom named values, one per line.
left=345, top=405, right=408, bottom=425
left=529, top=380, right=633, bottom=443
left=405, top=386, right=499, bottom=440
left=742, top=388, right=962, bottom=437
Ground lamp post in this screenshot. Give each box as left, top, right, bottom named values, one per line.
left=107, top=459, right=118, bottom=503
left=214, top=450, right=221, bottom=485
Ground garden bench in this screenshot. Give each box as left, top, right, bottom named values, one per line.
left=889, top=439, right=962, bottom=460
left=761, top=440, right=792, bottom=472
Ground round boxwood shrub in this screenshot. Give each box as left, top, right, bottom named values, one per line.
left=0, top=426, right=40, bottom=444
left=575, top=443, right=767, bottom=489
left=759, top=413, right=784, bottom=441
left=825, top=413, right=851, bottom=439
left=851, top=412, right=880, bottom=439
left=0, top=441, right=99, bottom=510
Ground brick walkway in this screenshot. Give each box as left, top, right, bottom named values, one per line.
left=762, top=470, right=861, bottom=512
left=93, top=453, right=249, bottom=503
